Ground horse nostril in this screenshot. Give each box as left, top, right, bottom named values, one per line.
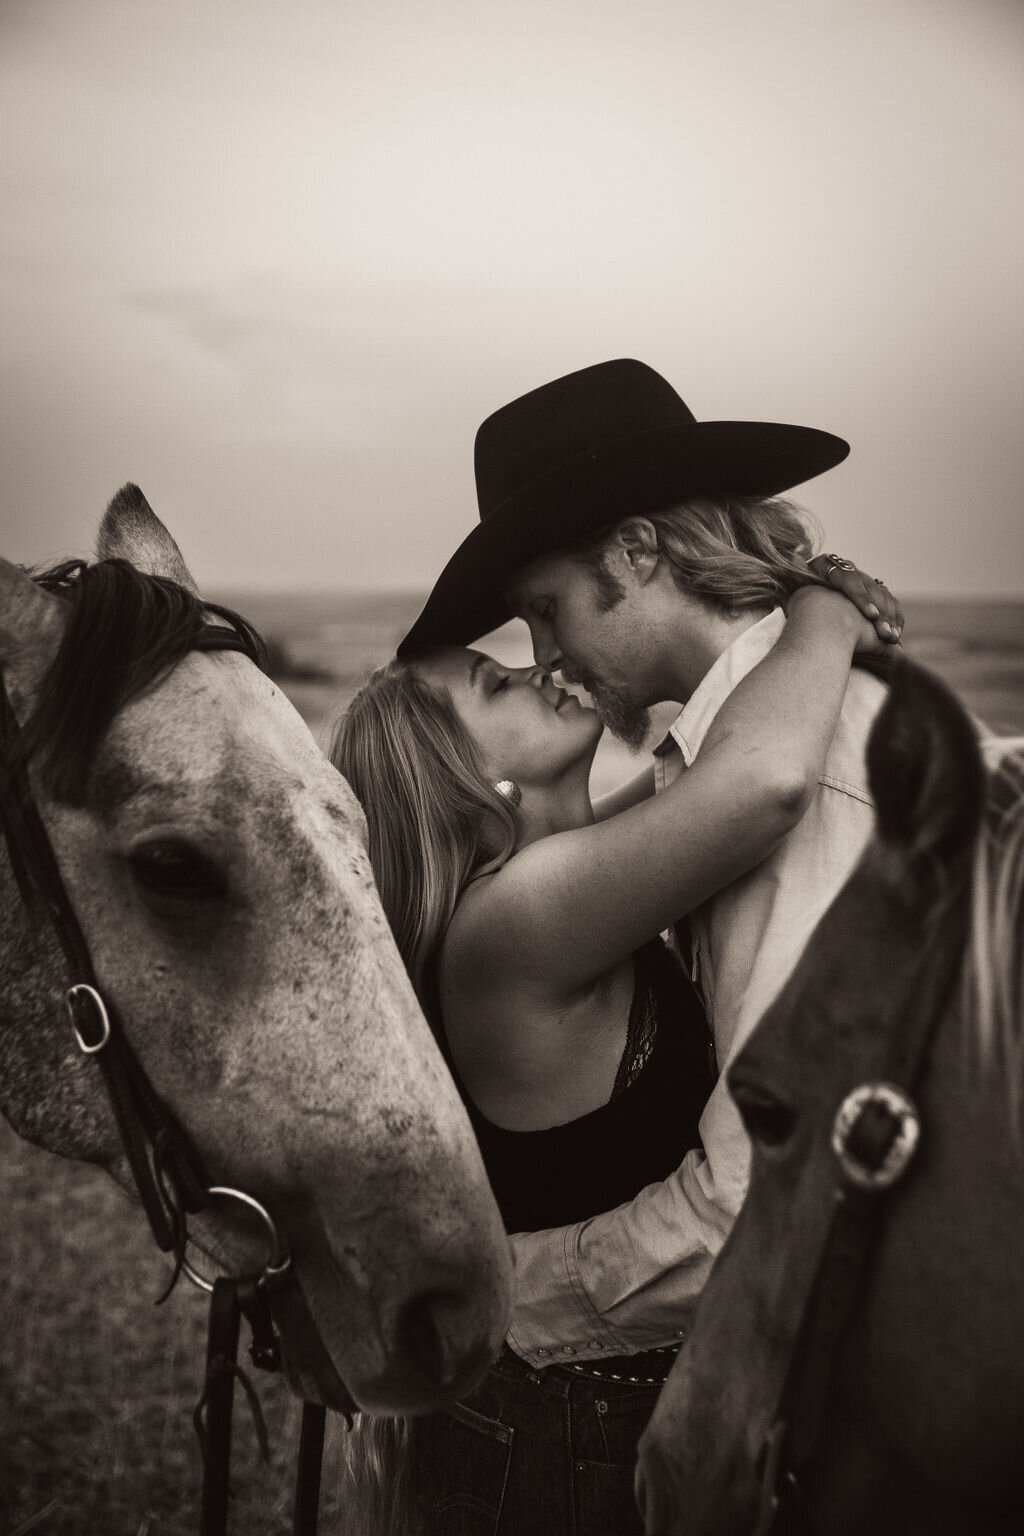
left=395, top=1290, right=465, bottom=1390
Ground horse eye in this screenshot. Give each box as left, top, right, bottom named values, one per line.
left=730, top=1080, right=796, bottom=1148
left=129, top=841, right=226, bottom=901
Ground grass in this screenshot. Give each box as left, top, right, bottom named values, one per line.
left=0, top=1121, right=351, bottom=1536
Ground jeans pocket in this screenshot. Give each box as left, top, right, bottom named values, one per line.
left=416, top=1399, right=514, bottom=1535
left=590, top=1386, right=660, bottom=1466
left=570, top=1386, right=660, bottom=1536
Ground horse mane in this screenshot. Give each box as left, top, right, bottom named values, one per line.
left=7, top=558, right=266, bottom=806
left=965, top=735, right=1024, bottom=1122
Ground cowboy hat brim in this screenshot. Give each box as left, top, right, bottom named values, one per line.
left=398, top=417, right=848, bottom=655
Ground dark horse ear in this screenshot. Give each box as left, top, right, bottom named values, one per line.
left=867, top=658, right=985, bottom=882
left=97, top=484, right=200, bottom=595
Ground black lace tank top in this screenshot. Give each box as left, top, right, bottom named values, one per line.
left=438, top=938, right=714, bottom=1234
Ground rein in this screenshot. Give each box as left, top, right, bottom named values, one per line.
left=0, top=628, right=329, bottom=1536
left=752, top=886, right=975, bottom=1536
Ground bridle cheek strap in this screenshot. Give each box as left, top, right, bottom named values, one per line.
left=754, top=883, right=975, bottom=1536
left=0, top=673, right=212, bottom=1257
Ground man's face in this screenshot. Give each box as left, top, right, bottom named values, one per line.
left=503, top=550, right=652, bottom=750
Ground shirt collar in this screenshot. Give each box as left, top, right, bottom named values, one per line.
left=656, top=608, right=787, bottom=767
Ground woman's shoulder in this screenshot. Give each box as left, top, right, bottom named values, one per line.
left=444, top=822, right=661, bottom=1007
left=442, top=845, right=555, bottom=972
left=438, top=924, right=635, bottom=1129
left=441, top=861, right=573, bottom=1000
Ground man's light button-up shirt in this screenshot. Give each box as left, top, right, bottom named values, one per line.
left=506, top=608, right=887, bottom=1367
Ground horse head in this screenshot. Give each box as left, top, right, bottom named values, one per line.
left=0, top=487, right=512, bottom=1416
left=636, top=659, right=1024, bottom=1535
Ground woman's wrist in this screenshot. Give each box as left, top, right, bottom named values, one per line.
left=787, top=581, right=856, bottom=621
left=785, top=584, right=861, bottom=651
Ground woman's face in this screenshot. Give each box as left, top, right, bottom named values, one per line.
left=414, top=648, right=603, bottom=788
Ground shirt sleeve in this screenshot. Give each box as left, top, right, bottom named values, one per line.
left=506, top=1072, right=744, bottom=1364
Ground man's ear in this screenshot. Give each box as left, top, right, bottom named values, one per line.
left=612, top=517, right=660, bottom=586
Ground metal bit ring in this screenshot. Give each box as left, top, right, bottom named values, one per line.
left=180, top=1186, right=291, bottom=1293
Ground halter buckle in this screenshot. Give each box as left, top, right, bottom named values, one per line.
left=831, top=1081, right=921, bottom=1191
left=66, top=983, right=112, bottom=1054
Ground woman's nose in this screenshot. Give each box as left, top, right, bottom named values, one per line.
left=526, top=665, right=551, bottom=689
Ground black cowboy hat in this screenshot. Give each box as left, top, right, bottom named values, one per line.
left=397, top=359, right=849, bottom=655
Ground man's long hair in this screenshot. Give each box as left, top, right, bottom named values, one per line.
left=580, top=494, right=821, bottom=614
left=330, top=657, right=517, bottom=1006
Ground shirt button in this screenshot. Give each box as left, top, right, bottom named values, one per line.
left=588, top=1340, right=601, bottom=1349
left=675, top=1330, right=687, bottom=1339
left=561, top=1345, right=576, bottom=1355
left=536, top=1348, right=550, bottom=1357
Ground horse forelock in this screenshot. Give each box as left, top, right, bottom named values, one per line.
left=965, top=738, right=1024, bottom=1127
left=10, top=557, right=265, bottom=806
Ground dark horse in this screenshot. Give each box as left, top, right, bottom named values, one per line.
left=636, top=658, right=1024, bottom=1535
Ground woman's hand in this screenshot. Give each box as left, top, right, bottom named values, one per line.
left=806, top=554, right=904, bottom=644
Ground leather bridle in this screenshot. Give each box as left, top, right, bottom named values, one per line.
left=0, top=628, right=334, bottom=1536
left=750, top=879, right=975, bottom=1536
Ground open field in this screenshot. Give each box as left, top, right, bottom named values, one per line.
left=2, top=597, right=1022, bottom=1534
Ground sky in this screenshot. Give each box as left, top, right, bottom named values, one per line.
left=2, top=0, right=1023, bottom=597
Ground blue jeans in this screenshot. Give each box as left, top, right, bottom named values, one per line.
left=410, top=1347, right=665, bottom=1535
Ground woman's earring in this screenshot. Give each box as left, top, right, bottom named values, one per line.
left=494, top=779, right=522, bottom=808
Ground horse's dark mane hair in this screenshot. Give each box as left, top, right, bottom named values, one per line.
left=12, top=558, right=266, bottom=805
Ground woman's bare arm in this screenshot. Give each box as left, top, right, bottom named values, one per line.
left=453, top=587, right=882, bottom=995
left=592, top=764, right=657, bottom=821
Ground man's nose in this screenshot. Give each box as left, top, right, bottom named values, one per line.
left=527, top=623, right=561, bottom=675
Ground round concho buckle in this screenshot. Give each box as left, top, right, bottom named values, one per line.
left=180, top=1186, right=291, bottom=1293
left=831, top=1082, right=921, bottom=1192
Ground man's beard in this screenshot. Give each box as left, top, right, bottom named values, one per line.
left=578, top=670, right=651, bottom=752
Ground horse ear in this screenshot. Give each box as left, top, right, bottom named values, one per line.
left=867, top=658, right=986, bottom=877
left=97, top=484, right=200, bottom=595
left=0, top=557, right=65, bottom=700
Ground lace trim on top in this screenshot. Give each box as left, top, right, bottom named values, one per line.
left=610, top=974, right=658, bottom=1099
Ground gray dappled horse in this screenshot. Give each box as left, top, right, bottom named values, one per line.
left=636, top=660, right=1024, bottom=1535
left=0, top=488, right=511, bottom=1422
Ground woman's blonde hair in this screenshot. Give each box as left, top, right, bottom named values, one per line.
left=330, top=656, right=517, bottom=1001
left=581, top=495, right=822, bottom=616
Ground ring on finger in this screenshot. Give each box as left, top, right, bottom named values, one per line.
left=823, top=553, right=856, bottom=578
left=873, top=577, right=888, bottom=589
